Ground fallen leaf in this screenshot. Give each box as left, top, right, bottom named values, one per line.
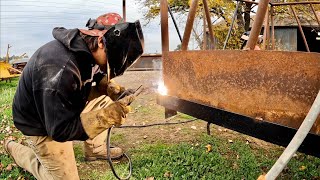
left=228, top=139, right=233, bottom=143
left=17, top=176, right=25, bottom=180
left=5, top=164, right=12, bottom=171
left=164, top=171, right=173, bottom=178
left=205, top=144, right=212, bottom=153
left=191, top=126, right=197, bottom=130
left=145, top=177, right=154, bottom=180
left=299, top=165, right=306, bottom=171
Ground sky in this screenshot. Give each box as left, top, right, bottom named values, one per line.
left=0, top=0, right=185, bottom=57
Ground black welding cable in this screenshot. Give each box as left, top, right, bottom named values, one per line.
left=106, top=127, right=132, bottom=180
left=119, top=118, right=198, bottom=128
left=106, top=118, right=198, bottom=179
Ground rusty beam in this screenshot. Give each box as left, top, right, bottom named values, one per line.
left=181, top=0, right=199, bottom=50
left=245, top=0, right=269, bottom=50
left=271, top=1, right=320, bottom=6
left=290, top=5, right=310, bottom=52
left=160, top=0, right=169, bottom=52
left=202, top=0, right=215, bottom=49
left=310, top=3, right=320, bottom=27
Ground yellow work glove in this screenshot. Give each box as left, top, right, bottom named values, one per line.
left=80, top=95, right=130, bottom=139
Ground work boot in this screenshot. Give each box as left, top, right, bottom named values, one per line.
left=84, top=130, right=123, bottom=161
left=84, top=140, right=123, bottom=161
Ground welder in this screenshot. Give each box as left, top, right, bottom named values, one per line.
left=4, top=13, right=143, bottom=179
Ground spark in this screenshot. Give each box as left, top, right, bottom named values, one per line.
left=157, top=81, right=167, bottom=96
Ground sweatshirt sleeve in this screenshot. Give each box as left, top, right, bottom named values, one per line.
left=33, top=61, right=89, bottom=142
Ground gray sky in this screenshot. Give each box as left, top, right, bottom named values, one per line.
left=0, top=0, right=182, bottom=57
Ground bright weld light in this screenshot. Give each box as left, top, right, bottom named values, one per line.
left=158, top=81, right=168, bottom=96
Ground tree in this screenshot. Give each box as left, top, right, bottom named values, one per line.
left=140, top=0, right=252, bottom=49
left=140, top=0, right=320, bottom=49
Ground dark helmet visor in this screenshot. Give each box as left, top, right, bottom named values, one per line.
left=104, top=20, right=144, bottom=78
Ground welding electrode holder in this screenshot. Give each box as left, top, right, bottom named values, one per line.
left=106, top=85, right=143, bottom=180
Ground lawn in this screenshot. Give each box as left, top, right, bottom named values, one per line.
left=0, top=73, right=319, bottom=180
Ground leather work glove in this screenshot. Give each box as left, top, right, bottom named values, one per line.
left=107, top=80, right=135, bottom=101
left=88, top=76, right=133, bottom=101
left=81, top=95, right=130, bottom=139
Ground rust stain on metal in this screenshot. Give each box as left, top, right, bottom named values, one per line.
left=163, top=50, right=320, bottom=135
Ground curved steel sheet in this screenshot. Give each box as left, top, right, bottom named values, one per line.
left=163, top=50, right=320, bottom=135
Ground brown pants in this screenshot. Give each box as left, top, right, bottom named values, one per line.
left=9, top=132, right=108, bottom=180
left=9, top=96, right=113, bottom=180
left=10, top=136, right=78, bottom=180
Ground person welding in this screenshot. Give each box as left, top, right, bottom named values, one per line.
left=4, top=13, right=144, bottom=179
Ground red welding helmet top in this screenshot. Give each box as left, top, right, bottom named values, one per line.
left=79, top=13, right=124, bottom=37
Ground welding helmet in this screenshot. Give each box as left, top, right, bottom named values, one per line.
left=79, top=13, right=144, bottom=78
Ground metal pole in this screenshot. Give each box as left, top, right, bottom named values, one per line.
left=168, top=5, right=182, bottom=43
left=160, top=0, right=169, bottom=52
left=6, top=44, right=11, bottom=63
left=290, top=5, right=310, bottom=52
left=122, top=0, right=126, bottom=22
left=203, top=8, right=207, bottom=50
left=245, top=0, right=269, bottom=50
left=270, top=6, right=275, bottom=50
left=223, top=1, right=240, bottom=50
left=202, top=0, right=215, bottom=49
left=310, top=3, right=320, bottom=26
left=262, top=7, right=269, bottom=50
left=181, top=0, right=199, bottom=50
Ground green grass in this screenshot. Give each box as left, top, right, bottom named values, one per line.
left=88, top=134, right=320, bottom=180
left=0, top=78, right=33, bottom=179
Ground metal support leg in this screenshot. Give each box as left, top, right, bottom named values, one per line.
left=207, top=122, right=211, bottom=135
left=165, top=108, right=177, bottom=119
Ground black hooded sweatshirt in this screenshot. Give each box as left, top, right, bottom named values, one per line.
left=12, top=27, right=104, bottom=142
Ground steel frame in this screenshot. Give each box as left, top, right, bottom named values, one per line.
left=159, top=0, right=320, bottom=157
